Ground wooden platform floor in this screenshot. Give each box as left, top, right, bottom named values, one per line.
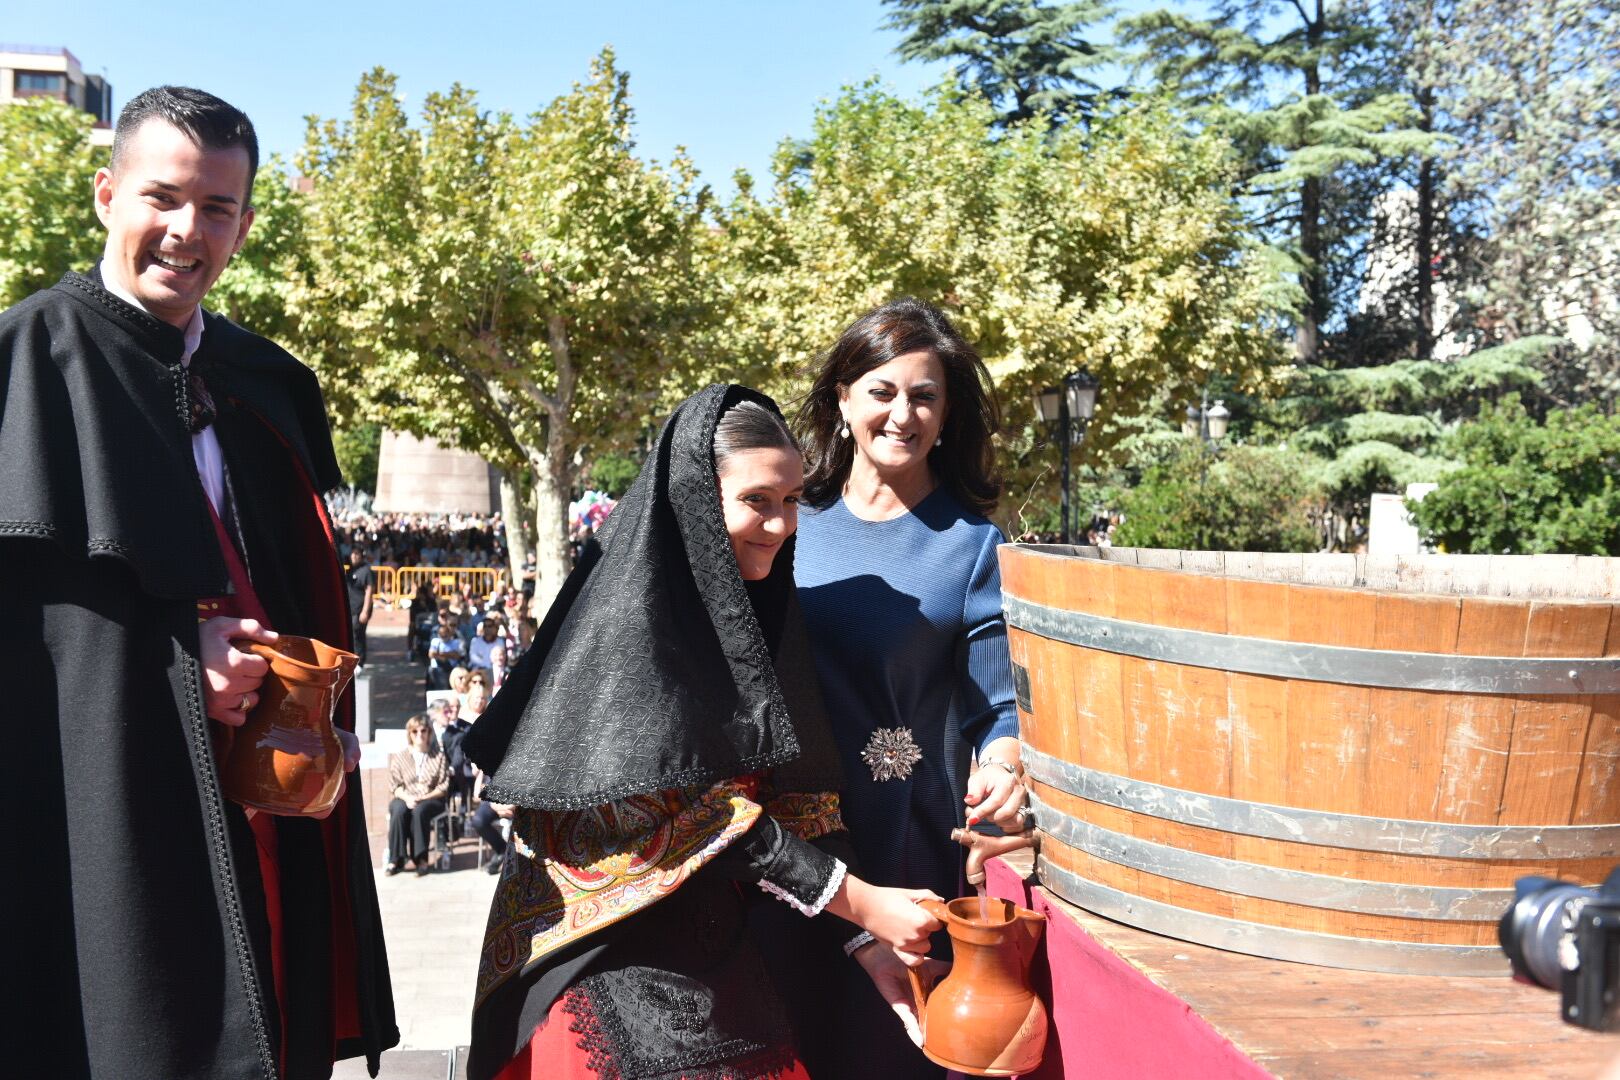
left=993, top=854, right=1619, bottom=1079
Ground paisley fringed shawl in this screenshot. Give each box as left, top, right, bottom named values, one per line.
left=476, top=780, right=844, bottom=1009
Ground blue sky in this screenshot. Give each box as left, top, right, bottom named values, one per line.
left=8, top=1, right=969, bottom=197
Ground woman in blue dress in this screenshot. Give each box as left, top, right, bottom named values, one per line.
left=753, top=298, right=1027, bottom=1079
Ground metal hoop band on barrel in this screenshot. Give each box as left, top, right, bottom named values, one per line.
left=1028, top=790, right=1514, bottom=920
left=1003, top=596, right=1620, bottom=695
left=1022, top=746, right=1620, bottom=860
left=1036, top=856, right=1510, bottom=977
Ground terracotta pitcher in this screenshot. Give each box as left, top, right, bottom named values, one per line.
left=219, top=635, right=357, bottom=817
left=907, top=896, right=1048, bottom=1077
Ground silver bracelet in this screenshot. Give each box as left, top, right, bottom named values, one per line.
left=978, top=757, right=1018, bottom=777
left=842, top=930, right=877, bottom=957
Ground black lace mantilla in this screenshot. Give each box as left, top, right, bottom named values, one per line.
left=467, top=385, right=812, bottom=810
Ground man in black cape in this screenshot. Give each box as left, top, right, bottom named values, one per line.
left=0, top=87, right=396, bottom=1078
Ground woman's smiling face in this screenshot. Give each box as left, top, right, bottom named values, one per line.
left=838, top=350, right=948, bottom=480
left=717, top=446, right=803, bottom=581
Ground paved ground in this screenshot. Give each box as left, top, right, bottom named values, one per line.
left=335, top=614, right=494, bottom=1076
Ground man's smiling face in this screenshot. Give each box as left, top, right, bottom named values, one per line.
left=93, top=119, right=254, bottom=329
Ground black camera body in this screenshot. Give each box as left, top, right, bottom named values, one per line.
left=1499, top=867, right=1620, bottom=1032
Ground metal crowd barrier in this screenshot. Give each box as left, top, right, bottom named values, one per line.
left=394, top=566, right=504, bottom=603
left=369, top=566, right=398, bottom=605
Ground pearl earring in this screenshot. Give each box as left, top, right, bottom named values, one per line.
left=935, top=436, right=944, bottom=448
left=839, top=424, right=850, bottom=439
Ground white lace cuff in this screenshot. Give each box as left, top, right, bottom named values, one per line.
left=759, top=858, right=847, bottom=917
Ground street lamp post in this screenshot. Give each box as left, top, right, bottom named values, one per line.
left=1182, top=392, right=1231, bottom=549
left=1035, top=370, right=1100, bottom=543
left=1182, top=392, right=1231, bottom=446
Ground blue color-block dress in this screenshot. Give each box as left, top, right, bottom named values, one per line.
left=793, top=485, right=1019, bottom=903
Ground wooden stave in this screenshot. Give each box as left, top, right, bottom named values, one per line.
left=1028, top=776, right=1618, bottom=890
left=1004, top=597, right=1620, bottom=694
left=1009, top=622, right=1619, bottom=826
left=1028, top=777, right=1614, bottom=949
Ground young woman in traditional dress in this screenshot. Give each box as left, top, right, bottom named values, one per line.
left=461, top=385, right=943, bottom=1080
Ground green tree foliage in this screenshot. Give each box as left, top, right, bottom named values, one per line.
left=0, top=98, right=103, bottom=307
left=291, top=54, right=711, bottom=606
left=1335, top=0, right=1456, bottom=365
left=1123, top=0, right=1432, bottom=364
left=1410, top=396, right=1620, bottom=555
left=586, top=453, right=641, bottom=499
left=1112, top=441, right=1322, bottom=551
left=1248, top=336, right=1554, bottom=545
left=210, top=156, right=306, bottom=345
left=331, top=423, right=382, bottom=493
left=717, top=84, right=1295, bottom=533
left=883, top=0, right=1119, bottom=123
left=1342, top=0, right=1617, bottom=399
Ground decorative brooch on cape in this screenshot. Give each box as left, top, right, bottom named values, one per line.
left=861, top=726, right=923, bottom=782
left=187, top=369, right=218, bottom=434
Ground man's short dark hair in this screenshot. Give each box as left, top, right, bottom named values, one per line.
left=112, top=86, right=259, bottom=204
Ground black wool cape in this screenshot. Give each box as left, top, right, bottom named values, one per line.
left=0, top=272, right=398, bottom=1080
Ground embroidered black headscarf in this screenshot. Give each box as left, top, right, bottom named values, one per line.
left=465, top=384, right=841, bottom=809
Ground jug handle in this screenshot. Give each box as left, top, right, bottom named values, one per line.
left=904, top=897, right=950, bottom=1042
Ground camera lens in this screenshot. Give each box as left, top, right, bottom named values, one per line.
left=1500, top=876, right=1597, bottom=989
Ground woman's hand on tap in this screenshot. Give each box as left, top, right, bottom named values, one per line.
left=964, top=736, right=1026, bottom=830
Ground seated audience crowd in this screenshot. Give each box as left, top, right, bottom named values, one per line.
left=331, top=510, right=510, bottom=574
left=423, top=587, right=521, bottom=689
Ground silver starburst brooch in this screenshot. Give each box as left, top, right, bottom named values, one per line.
left=861, top=726, right=923, bottom=782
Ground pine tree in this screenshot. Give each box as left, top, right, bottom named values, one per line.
left=1440, top=0, right=1620, bottom=404
left=1123, top=0, right=1432, bottom=364
left=1336, top=0, right=1457, bottom=364
left=883, top=0, right=1119, bottom=124
left=1255, top=336, right=1556, bottom=546
left=1346, top=0, right=1618, bottom=401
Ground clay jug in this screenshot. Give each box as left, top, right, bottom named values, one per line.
left=907, top=896, right=1048, bottom=1076
left=220, top=635, right=357, bottom=817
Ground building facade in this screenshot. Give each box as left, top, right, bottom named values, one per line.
left=0, top=44, right=113, bottom=145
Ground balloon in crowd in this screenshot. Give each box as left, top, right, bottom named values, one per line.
left=570, top=490, right=616, bottom=532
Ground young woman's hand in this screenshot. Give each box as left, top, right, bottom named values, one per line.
left=826, top=876, right=942, bottom=960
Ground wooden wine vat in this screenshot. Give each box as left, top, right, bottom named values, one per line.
left=999, top=545, right=1620, bottom=976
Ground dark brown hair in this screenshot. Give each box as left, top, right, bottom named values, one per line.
left=798, top=298, right=1001, bottom=514
left=713, top=399, right=798, bottom=474
left=113, top=86, right=260, bottom=204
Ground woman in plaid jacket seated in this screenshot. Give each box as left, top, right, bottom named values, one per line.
left=386, top=714, right=449, bottom=877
